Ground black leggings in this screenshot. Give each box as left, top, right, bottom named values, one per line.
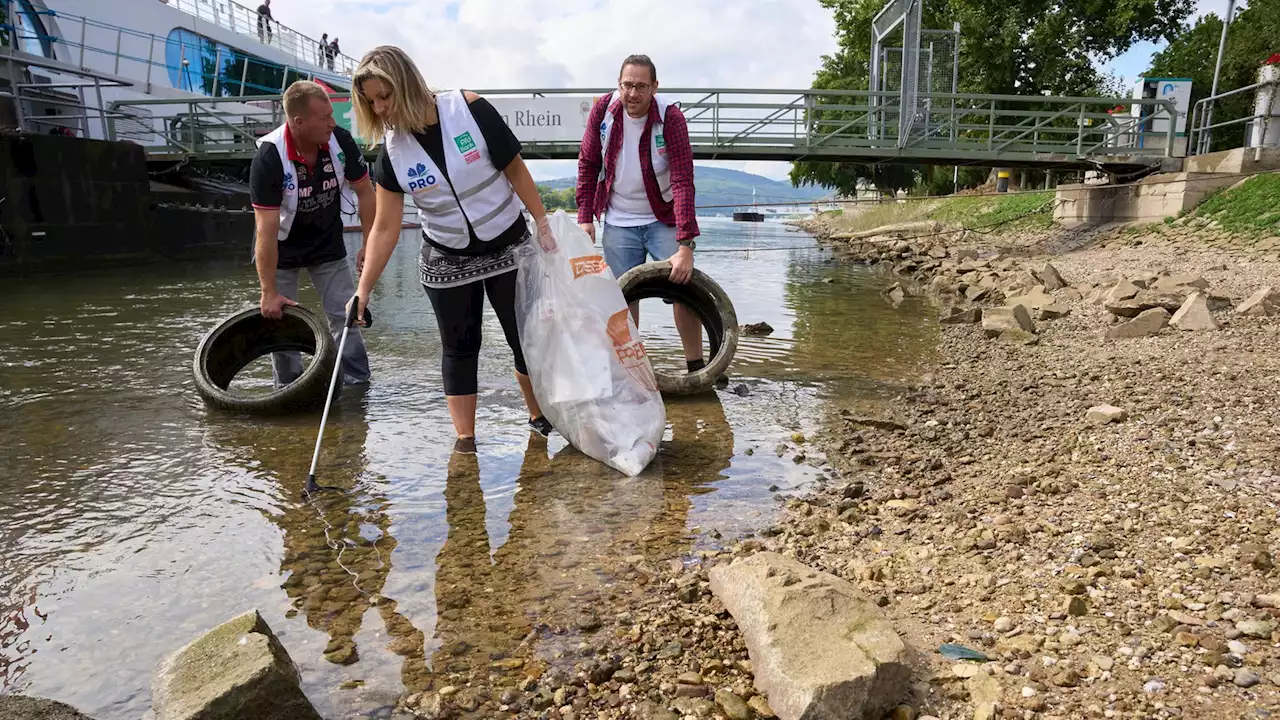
left=423, top=270, right=528, bottom=396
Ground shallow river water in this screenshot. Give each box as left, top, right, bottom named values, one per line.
left=0, top=218, right=934, bottom=718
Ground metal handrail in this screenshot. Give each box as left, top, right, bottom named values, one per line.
left=1188, top=78, right=1280, bottom=155
left=158, top=0, right=358, bottom=75
left=3, top=4, right=348, bottom=97
left=106, top=89, right=1183, bottom=167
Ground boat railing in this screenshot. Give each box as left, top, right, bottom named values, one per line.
left=159, top=0, right=357, bottom=76
left=2, top=2, right=351, bottom=98
left=0, top=44, right=206, bottom=149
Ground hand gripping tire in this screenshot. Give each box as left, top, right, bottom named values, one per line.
left=192, top=305, right=338, bottom=414
left=616, top=261, right=739, bottom=395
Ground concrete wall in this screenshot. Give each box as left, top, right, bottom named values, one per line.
left=1183, top=147, right=1280, bottom=175
left=0, top=132, right=251, bottom=275
left=1053, top=172, right=1242, bottom=227
left=1054, top=147, right=1280, bottom=227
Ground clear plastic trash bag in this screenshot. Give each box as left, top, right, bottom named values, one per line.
left=514, top=211, right=666, bottom=476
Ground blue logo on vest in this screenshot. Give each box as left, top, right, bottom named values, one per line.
left=283, top=171, right=296, bottom=191
left=406, top=162, right=436, bottom=192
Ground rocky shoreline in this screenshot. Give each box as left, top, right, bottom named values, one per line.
left=385, top=225, right=1280, bottom=720
left=143, top=217, right=1279, bottom=720
left=769, top=219, right=1280, bottom=719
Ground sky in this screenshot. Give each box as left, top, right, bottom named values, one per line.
left=271, top=0, right=1232, bottom=183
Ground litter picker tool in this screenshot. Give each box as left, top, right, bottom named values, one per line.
left=304, top=295, right=372, bottom=497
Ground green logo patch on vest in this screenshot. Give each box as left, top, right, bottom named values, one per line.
left=454, top=132, right=477, bottom=154
left=655, top=133, right=665, bottom=148
left=337, top=151, right=346, bottom=165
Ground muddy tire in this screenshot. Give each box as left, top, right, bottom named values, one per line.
left=192, top=305, right=337, bottom=414
left=617, top=261, right=739, bottom=395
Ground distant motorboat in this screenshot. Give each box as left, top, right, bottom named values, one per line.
left=733, top=188, right=765, bottom=222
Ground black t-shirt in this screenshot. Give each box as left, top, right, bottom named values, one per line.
left=250, top=126, right=368, bottom=269
left=374, top=95, right=527, bottom=255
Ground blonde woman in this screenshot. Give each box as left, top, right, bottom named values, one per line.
left=347, top=45, right=558, bottom=454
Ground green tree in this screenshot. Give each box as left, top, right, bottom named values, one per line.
left=537, top=186, right=577, bottom=211
left=792, top=0, right=1196, bottom=196
left=1147, top=0, right=1280, bottom=152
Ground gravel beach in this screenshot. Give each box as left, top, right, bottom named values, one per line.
left=396, top=222, right=1280, bottom=720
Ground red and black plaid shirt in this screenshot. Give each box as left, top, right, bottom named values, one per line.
left=576, top=94, right=699, bottom=241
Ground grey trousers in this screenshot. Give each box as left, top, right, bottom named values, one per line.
left=272, top=258, right=372, bottom=388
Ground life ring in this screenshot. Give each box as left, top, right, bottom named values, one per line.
left=616, top=261, right=739, bottom=395
left=192, top=305, right=337, bottom=414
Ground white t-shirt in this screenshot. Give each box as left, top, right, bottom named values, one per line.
left=606, top=114, right=658, bottom=227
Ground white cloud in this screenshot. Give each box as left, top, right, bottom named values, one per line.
left=267, top=0, right=837, bottom=181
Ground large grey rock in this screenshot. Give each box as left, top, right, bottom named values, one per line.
left=1170, top=292, right=1219, bottom=331
left=151, top=610, right=321, bottom=720
left=1236, top=286, right=1280, bottom=316
left=1086, top=404, right=1128, bottom=425
left=1104, top=279, right=1141, bottom=306
left=1151, top=273, right=1209, bottom=292
left=1104, top=308, right=1169, bottom=340
left=940, top=306, right=981, bottom=325
left=1004, top=285, right=1055, bottom=310
left=1105, top=290, right=1188, bottom=318
left=1037, top=262, right=1067, bottom=291
left=0, top=695, right=94, bottom=720
left=982, top=305, right=1035, bottom=338
left=708, top=552, right=910, bottom=720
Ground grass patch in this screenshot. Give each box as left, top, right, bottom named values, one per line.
left=1190, top=174, right=1280, bottom=235
left=929, top=190, right=1056, bottom=231
left=833, top=200, right=941, bottom=234
left=828, top=190, right=1056, bottom=235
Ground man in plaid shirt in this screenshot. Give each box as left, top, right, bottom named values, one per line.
left=577, top=55, right=715, bottom=380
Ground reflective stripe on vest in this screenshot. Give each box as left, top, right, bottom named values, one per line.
left=384, top=90, right=522, bottom=249
left=256, top=123, right=347, bottom=241
left=598, top=90, right=673, bottom=204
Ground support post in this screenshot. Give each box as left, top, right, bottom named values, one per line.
left=1202, top=0, right=1235, bottom=154
left=93, top=76, right=107, bottom=139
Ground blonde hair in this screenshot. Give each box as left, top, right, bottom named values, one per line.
left=352, top=45, right=436, bottom=144
left=282, top=80, right=330, bottom=119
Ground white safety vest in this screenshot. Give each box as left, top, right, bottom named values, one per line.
left=598, top=90, right=676, bottom=204
left=383, top=90, right=523, bottom=249
left=256, top=123, right=348, bottom=241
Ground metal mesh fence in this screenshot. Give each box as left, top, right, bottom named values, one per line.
left=880, top=29, right=958, bottom=143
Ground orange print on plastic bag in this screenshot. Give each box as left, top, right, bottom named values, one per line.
left=607, top=309, right=658, bottom=392
left=571, top=255, right=608, bottom=279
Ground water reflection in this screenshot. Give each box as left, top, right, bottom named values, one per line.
left=207, top=404, right=433, bottom=703
left=0, top=219, right=934, bottom=718
left=424, top=393, right=732, bottom=693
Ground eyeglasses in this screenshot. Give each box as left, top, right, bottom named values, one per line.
left=620, top=82, right=651, bottom=93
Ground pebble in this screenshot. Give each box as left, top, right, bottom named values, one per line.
left=994, top=616, right=1013, bottom=633
left=1233, top=669, right=1262, bottom=688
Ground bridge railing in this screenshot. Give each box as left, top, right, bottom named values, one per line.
left=107, top=88, right=1179, bottom=166
left=1188, top=77, right=1280, bottom=155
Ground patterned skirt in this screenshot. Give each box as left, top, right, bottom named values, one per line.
left=418, top=230, right=528, bottom=290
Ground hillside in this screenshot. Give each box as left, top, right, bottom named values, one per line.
left=539, top=165, right=831, bottom=209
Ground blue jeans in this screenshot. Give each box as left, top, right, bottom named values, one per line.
left=601, top=221, right=678, bottom=277
left=272, top=258, right=371, bottom=388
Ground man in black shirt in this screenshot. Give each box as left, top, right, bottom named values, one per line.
left=256, top=0, right=273, bottom=44
left=250, top=80, right=375, bottom=389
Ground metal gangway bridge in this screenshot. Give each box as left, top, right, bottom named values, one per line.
left=107, top=87, right=1182, bottom=173
left=0, top=0, right=1186, bottom=174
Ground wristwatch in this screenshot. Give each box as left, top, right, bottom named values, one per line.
left=678, top=239, right=696, bottom=251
